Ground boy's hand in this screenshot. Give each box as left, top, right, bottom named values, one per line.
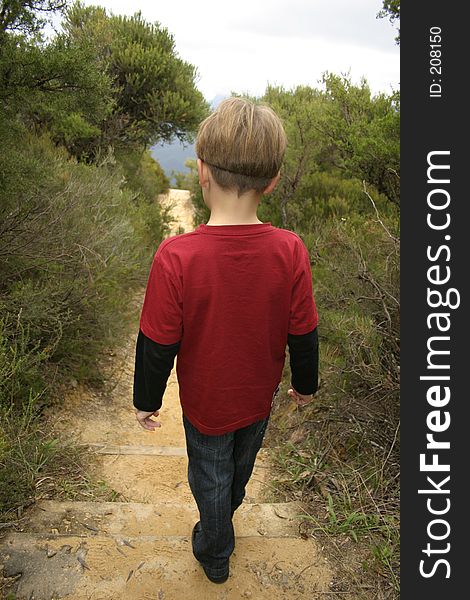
left=135, top=409, right=161, bottom=431
left=287, top=388, right=315, bottom=407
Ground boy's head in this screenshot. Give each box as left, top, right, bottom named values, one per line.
left=196, top=97, right=287, bottom=198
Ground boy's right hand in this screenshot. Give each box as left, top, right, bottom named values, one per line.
left=287, top=388, right=315, bottom=406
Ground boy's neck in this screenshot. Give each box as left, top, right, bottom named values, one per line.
left=206, top=216, right=263, bottom=225
left=205, top=190, right=263, bottom=226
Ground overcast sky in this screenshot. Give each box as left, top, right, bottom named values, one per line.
left=77, top=0, right=399, bottom=100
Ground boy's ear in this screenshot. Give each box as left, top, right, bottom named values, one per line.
left=262, top=171, right=281, bottom=195
left=197, top=158, right=209, bottom=187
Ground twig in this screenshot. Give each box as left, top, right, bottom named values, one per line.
left=380, top=420, right=400, bottom=479
left=362, top=181, right=399, bottom=244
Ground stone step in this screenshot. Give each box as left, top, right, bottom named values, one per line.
left=89, top=450, right=274, bottom=505
left=1, top=532, right=332, bottom=600
left=19, top=500, right=304, bottom=539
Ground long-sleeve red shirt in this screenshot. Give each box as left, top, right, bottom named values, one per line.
left=134, top=222, right=319, bottom=435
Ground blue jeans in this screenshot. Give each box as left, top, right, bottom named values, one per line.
left=182, top=410, right=272, bottom=578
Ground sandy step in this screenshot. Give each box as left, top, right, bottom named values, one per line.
left=1, top=532, right=332, bottom=600
left=49, top=365, right=277, bottom=452
left=20, top=500, right=304, bottom=539
left=51, top=383, right=188, bottom=448
left=83, top=444, right=188, bottom=456
left=83, top=444, right=275, bottom=457
left=89, top=449, right=274, bottom=505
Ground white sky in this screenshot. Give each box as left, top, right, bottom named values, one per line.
left=73, top=0, right=399, bottom=100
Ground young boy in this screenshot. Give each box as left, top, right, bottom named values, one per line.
left=133, top=97, right=319, bottom=584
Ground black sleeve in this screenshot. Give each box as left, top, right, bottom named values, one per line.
left=133, top=328, right=181, bottom=412
left=287, top=326, right=319, bottom=395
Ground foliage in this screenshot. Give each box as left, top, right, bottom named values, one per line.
left=0, top=118, right=171, bottom=522
left=378, top=0, right=400, bottom=44
left=259, top=77, right=400, bottom=229
left=0, top=126, right=159, bottom=380
left=62, top=2, right=210, bottom=151
left=0, top=30, right=114, bottom=161
left=320, top=73, right=400, bottom=206
left=2, top=3, right=401, bottom=594
left=171, top=159, right=195, bottom=191
left=261, top=85, right=327, bottom=227
left=0, top=336, right=119, bottom=519
left=116, top=146, right=170, bottom=202
left=0, top=0, right=67, bottom=38
left=2, top=2, right=210, bottom=160
left=268, top=208, right=400, bottom=595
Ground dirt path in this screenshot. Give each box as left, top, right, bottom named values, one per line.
left=1, top=190, right=332, bottom=599
left=158, top=189, right=196, bottom=236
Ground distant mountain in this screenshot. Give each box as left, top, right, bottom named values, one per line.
left=150, top=94, right=228, bottom=183
left=210, top=94, right=227, bottom=109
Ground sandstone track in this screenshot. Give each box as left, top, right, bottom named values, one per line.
left=0, top=189, right=332, bottom=599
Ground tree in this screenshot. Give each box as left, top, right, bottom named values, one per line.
left=261, top=85, right=327, bottom=227
left=0, top=0, right=67, bottom=38
left=230, top=81, right=399, bottom=229
left=0, top=29, right=114, bottom=159
left=319, top=73, right=400, bottom=206
left=116, top=147, right=169, bottom=202
left=378, top=0, right=400, bottom=45
left=62, top=3, right=210, bottom=152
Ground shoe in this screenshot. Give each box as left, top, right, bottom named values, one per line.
left=191, top=522, right=230, bottom=584
left=202, top=565, right=229, bottom=584
left=191, top=521, right=201, bottom=560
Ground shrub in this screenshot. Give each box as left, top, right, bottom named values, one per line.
left=0, top=125, right=169, bottom=390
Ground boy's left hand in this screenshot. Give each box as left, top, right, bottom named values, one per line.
left=135, top=409, right=161, bottom=431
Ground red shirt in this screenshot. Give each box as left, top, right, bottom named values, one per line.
left=139, top=222, right=318, bottom=434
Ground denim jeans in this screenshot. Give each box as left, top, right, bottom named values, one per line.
left=182, top=404, right=274, bottom=578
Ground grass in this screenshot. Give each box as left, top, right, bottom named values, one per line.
left=267, top=383, right=400, bottom=598
left=0, top=398, right=125, bottom=530
left=0, top=315, right=138, bottom=531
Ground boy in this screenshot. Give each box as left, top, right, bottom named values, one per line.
left=133, top=97, right=319, bottom=584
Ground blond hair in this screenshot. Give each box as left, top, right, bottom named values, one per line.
left=195, top=97, right=287, bottom=197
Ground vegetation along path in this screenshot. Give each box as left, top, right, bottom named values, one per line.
left=1, top=190, right=333, bottom=599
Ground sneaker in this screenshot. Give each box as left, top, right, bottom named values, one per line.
left=191, top=522, right=229, bottom=584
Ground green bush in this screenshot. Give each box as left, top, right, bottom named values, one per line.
left=312, top=214, right=399, bottom=398
left=0, top=125, right=169, bottom=389
left=0, top=121, right=171, bottom=523
left=116, top=146, right=170, bottom=202
left=273, top=210, right=400, bottom=593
